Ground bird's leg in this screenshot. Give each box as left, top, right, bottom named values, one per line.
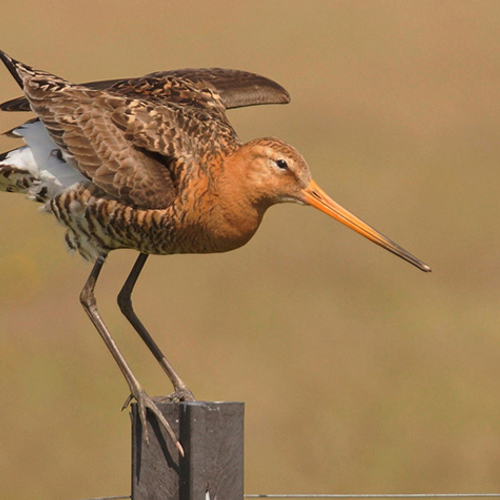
left=117, top=252, right=194, bottom=402
left=80, top=255, right=184, bottom=455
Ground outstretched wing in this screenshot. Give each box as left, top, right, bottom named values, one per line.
left=0, top=51, right=289, bottom=210
left=0, top=51, right=185, bottom=208
left=0, top=66, right=291, bottom=113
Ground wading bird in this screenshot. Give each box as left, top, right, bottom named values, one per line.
left=0, top=51, right=430, bottom=454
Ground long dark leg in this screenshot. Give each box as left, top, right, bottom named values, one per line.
left=117, top=252, right=194, bottom=401
left=80, top=255, right=184, bottom=455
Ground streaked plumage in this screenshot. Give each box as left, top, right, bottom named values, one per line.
left=0, top=51, right=430, bottom=454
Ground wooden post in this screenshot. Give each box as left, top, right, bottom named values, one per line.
left=131, top=401, right=244, bottom=500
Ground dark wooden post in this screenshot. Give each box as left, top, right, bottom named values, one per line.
left=131, top=401, right=244, bottom=500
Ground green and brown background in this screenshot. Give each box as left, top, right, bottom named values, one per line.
left=0, top=1, right=499, bottom=498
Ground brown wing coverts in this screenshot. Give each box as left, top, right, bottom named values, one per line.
left=0, top=51, right=290, bottom=210
left=0, top=67, right=290, bottom=112
left=0, top=52, right=178, bottom=208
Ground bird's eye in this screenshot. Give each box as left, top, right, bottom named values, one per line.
left=275, top=159, right=288, bottom=170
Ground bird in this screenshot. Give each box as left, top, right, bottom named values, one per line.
left=0, top=50, right=431, bottom=455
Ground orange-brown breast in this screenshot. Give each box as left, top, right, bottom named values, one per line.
left=49, top=146, right=266, bottom=259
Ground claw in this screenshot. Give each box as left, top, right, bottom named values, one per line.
left=121, top=393, right=134, bottom=411
left=127, top=388, right=185, bottom=456
left=175, top=386, right=195, bottom=402
left=156, top=386, right=195, bottom=403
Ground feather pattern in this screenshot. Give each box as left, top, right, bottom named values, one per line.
left=0, top=50, right=296, bottom=260
left=0, top=67, right=291, bottom=112
left=0, top=52, right=290, bottom=210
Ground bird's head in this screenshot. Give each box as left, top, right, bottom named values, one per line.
left=226, top=137, right=431, bottom=272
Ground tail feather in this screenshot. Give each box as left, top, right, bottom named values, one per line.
left=0, top=120, right=87, bottom=202
left=0, top=147, right=38, bottom=195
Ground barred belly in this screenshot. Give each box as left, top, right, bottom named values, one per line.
left=48, top=186, right=182, bottom=260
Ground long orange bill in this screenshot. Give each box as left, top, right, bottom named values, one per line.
left=301, top=180, right=431, bottom=272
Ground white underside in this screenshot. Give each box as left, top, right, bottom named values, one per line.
left=0, top=120, right=87, bottom=200
left=0, top=121, right=110, bottom=260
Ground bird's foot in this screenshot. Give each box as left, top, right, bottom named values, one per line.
left=158, top=386, right=195, bottom=403
left=122, top=387, right=185, bottom=456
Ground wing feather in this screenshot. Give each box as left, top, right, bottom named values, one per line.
left=0, top=51, right=179, bottom=208
left=1, top=67, right=290, bottom=112
left=0, top=51, right=287, bottom=210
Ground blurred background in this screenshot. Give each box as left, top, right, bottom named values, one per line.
left=1, top=1, right=499, bottom=498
